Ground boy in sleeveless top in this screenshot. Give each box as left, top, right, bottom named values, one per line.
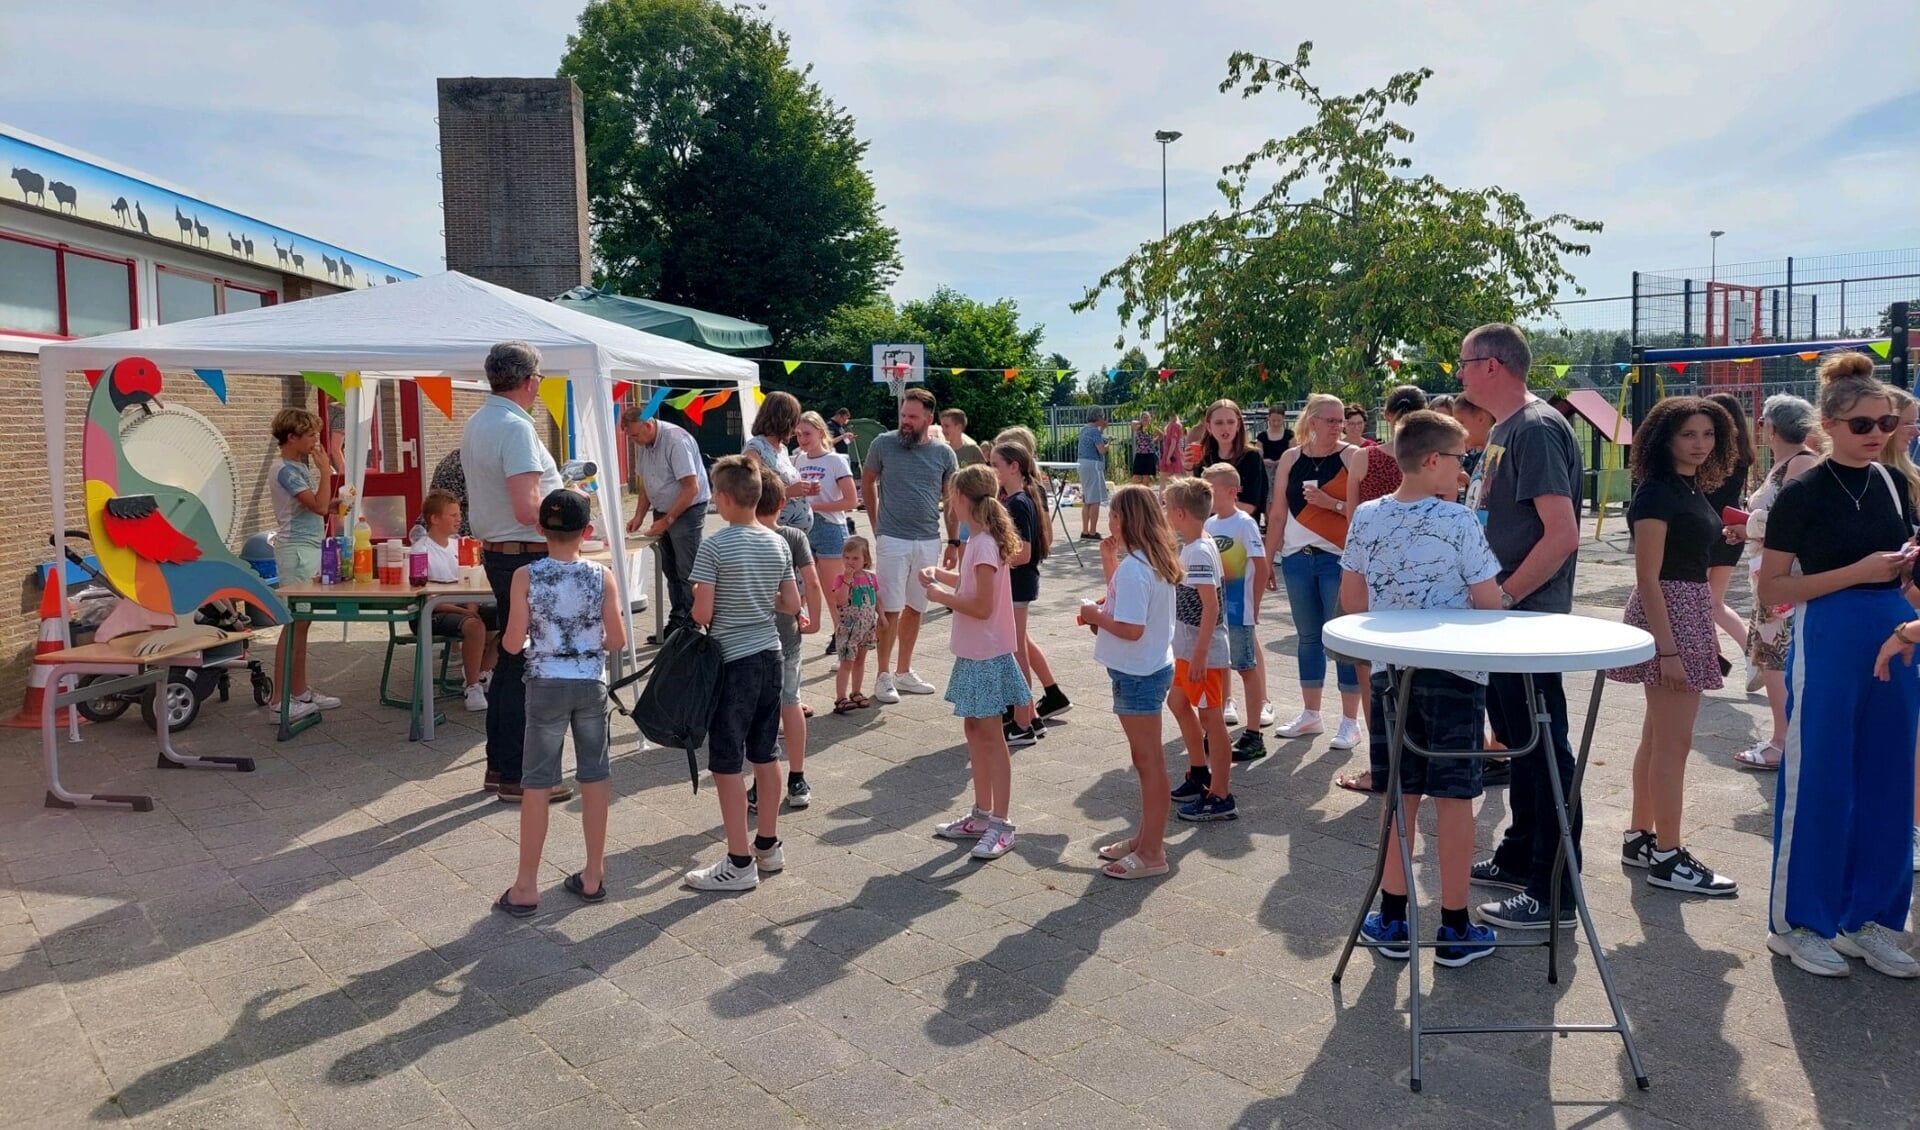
left=495, top=490, right=625, bottom=916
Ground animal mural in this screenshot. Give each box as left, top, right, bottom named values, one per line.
left=49, top=180, right=77, bottom=213
left=82, top=357, right=286, bottom=625
left=10, top=165, right=45, bottom=204
left=174, top=205, right=193, bottom=241
left=340, top=260, right=353, bottom=281
left=272, top=237, right=289, bottom=264
left=193, top=217, right=209, bottom=247
left=241, top=234, right=254, bottom=259
left=135, top=201, right=148, bottom=234
left=228, top=232, right=242, bottom=255
left=111, top=196, right=132, bottom=225
left=289, top=245, right=304, bottom=271
left=321, top=253, right=338, bottom=281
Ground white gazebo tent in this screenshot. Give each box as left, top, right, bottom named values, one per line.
left=38, top=270, right=760, bottom=653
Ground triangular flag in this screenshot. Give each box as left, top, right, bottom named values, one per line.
left=191, top=368, right=227, bottom=402
left=1055, top=369, right=1069, bottom=380
left=843, top=362, right=854, bottom=372
left=301, top=371, right=344, bottom=402
left=1157, top=368, right=1172, bottom=381
left=1439, top=362, right=1453, bottom=375
left=1666, top=362, right=1688, bottom=375
left=1871, top=340, right=1892, bottom=359
left=1003, top=368, right=1020, bottom=381
left=667, top=389, right=702, bottom=411
left=610, top=380, right=632, bottom=402
left=752, top=387, right=766, bottom=406
left=342, top=371, right=363, bottom=391
left=538, top=377, right=569, bottom=431
left=1107, top=368, right=1119, bottom=379
left=1798, top=351, right=1819, bottom=362
left=640, top=386, right=671, bottom=420
left=685, top=396, right=710, bottom=426
left=783, top=360, right=802, bottom=375
left=952, top=367, right=965, bottom=376
left=84, top=369, right=103, bottom=387
left=703, top=389, right=734, bottom=410
left=1615, top=362, right=1630, bottom=372
left=1552, top=364, right=1570, bottom=379
left=416, top=376, right=454, bottom=420
left=1387, top=358, right=1403, bottom=372
left=1733, top=359, right=1754, bottom=366
left=1258, top=365, right=1269, bottom=382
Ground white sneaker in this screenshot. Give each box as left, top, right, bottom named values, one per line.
left=464, top=684, right=489, bottom=712
left=272, top=698, right=318, bottom=723
left=1767, top=928, right=1850, bottom=978
left=873, top=672, right=900, bottom=704
left=894, top=670, right=937, bottom=695
left=298, top=689, right=342, bottom=711
left=685, top=857, right=759, bottom=892
left=1275, top=710, right=1323, bottom=739
left=1329, top=716, right=1363, bottom=750
left=1832, top=922, right=1920, bottom=979
left=1258, top=701, right=1275, bottom=728
left=1744, top=660, right=1765, bottom=694
left=971, top=821, right=1016, bottom=860
left=753, top=840, right=785, bottom=874
left=1222, top=699, right=1240, bottom=727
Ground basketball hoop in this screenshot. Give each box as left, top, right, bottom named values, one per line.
left=886, top=362, right=912, bottom=396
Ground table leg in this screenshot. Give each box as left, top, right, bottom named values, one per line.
left=653, top=543, right=664, bottom=641
left=42, top=664, right=154, bottom=811
left=413, top=595, right=452, bottom=742
left=154, top=670, right=254, bottom=774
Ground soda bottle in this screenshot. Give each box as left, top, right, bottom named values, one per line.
left=353, top=518, right=374, bottom=580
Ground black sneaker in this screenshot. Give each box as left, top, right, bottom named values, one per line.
left=787, top=777, right=812, bottom=809
left=1621, top=829, right=1656, bottom=869
left=1469, top=859, right=1527, bottom=892
left=1230, top=730, right=1268, bottom=762
left=1006, top=724, right=1039, bottom=749
left=1646, top=847, right=1738, bottom=897
left=1170, top=771, right=1209, bottom=802
left=1035, top=686, right=1071, bottom=719
left=1481, top=759, right=1512, bottom=788
left=1476, top=892, right=1576, bottom=930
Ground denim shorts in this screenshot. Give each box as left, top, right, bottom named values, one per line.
left=707, top=649, right=782, bottom=775
left=522, top=677, right=611, bottom=789
left=1365, top=669, right=1485, bottom=800
left=806, top=517, right=846, bottom=560
left=1227, top=624, right=1258, bottom=671
left=1108, top=663, right=1174, bottom=716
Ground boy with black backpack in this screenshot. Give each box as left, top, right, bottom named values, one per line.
left=685, top=455, right=802, bottom=892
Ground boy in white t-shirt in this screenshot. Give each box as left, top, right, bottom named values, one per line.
left=1201, top=464, right=1270, bottom=761
left=421, top=490, right=498, bottom=711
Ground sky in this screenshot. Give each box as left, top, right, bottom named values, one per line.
left=3, top=0, right=1915, bottom=372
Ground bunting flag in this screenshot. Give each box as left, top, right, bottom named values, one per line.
left=752, top=387, right=766, bottom=406
left=1055, top=368, right=1069, bottom=380
left=610, top=380, right=632, bottom=402
left=1003, top=368, right=1020, bottom=381
left=1871, top=340, right=1893, bottom=359
left=301, top=371, right=344, bottom=402
left=783, top=360, right=802, bottom=375
left=952, top=367, right=965, bottom=376
left=1666, top=362, right=1689, bottom=375
left=703, top=389, right=734, bottom=411
left=1158, top=368, right=1173, bottom=382
left=416, top=376, right=454, bottom=420
left=342, top=371, right=363, bottom=391
left=1258, top=365, right=1269, bottom=382
left=1615, top=363, right=1630, bottom=372
left=1439, top=362, right=1453, bottom=375
left=191, top=368, right=228, bottom=403
left=1734, top=358, right=1756, bottom=366
left=666, top=389, right=703, bottom=411
left=685, top=395, right=711, bottom=426
left=842, top=362, right=854, bottom=372
left=1552, top=364, right=1571, bottom=379
left=83, top=369, right=103, bottom=387
left=1798, top=351, right=1819, bottom=361
left=1108, top=368, right=1119, bottom=379
left=1387, top=358, right=1403, bottom=371
left=537, top=378, right=569, bottom=433
left=640, top=386, right=671, bottom=420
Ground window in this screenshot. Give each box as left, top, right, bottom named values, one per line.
left=0, top=231, right=134, bottom=338
left=157, top=266, right=275, bottom=323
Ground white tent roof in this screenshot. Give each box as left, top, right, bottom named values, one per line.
left=36, top=269, right=761, bottom=386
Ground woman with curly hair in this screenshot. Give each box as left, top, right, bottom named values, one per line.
left=1606, top=395, right=1740, bottom=897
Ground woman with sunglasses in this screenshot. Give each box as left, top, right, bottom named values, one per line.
left=1757, top=352, right=1920, bottom=980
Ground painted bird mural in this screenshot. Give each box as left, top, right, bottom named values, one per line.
left=83, top=357, right=288, bottom=625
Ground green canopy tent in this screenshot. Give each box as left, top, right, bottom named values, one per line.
left=552, top=286, right=773, bottom=352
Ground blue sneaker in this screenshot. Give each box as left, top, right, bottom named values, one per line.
left=1177, top=793, right=1238, bottom=822
left=1360, top=912, right=1410, bottom=959
left=1434, top=922, right=1497, bottom=967
left=1170, top=772, right=1210, bottom=803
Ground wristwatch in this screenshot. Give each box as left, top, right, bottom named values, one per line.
left=1334, top=501, right=1345, bottom=514
left=946, top=539, right=962, bottom=548
left=1499, top=588, right=1516, bottom=610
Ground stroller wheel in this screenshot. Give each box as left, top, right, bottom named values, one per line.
left=74, top=674, right=132, bottom=722
left=252, top=671, right=274, bottom=707
left=217, top=670, right=232, bottom=702
left=141, top=679, right=202, bottom=733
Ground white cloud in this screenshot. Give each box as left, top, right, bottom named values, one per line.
left=4, top=0, right=1913, bottom=370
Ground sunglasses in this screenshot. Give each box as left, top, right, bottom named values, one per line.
left=1840, top=414, right=1901, bottom=436
left=1432, top=451, right=1469, bottom=462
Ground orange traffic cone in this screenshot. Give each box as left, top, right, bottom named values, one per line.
left=5, top=581, right=82, bottom=729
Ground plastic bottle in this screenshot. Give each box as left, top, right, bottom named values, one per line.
left=353, top=518, right=374, bottom=580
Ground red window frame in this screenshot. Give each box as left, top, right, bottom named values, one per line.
left=155, top=264, right=278, bottom=323
left=0, top=229, right=137, bottom=340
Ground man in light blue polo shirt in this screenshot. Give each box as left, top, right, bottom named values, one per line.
left=463, top=340, right=566, bottom=804
left=621, top=405, right=711, bottom=635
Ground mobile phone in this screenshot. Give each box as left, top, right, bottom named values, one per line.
left=1720, top=506, right=1749, bottom=526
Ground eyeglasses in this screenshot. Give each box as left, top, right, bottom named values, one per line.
left=1840, top=414, right=1902, bottom=436
left=1456, top=356, right=1494, bottom=368
left=1433, top=451, right=1469, bottom=462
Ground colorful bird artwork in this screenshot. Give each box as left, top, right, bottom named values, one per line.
left=83, top=357, right=288, bottom=625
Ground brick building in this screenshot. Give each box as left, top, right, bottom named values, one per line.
left=0, top=124, right=423, bottom=706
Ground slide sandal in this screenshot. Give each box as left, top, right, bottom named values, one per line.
left=563, top=872, right=606, bottom=903
left=1335, top=771, right=1373, bottom=793
left=493, top=890, right=538, bottom=918
left=1097, top=839, right=1136, bottom=862
left=1102, top=853, right=1170, bottom=881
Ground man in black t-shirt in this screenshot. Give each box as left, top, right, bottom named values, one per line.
left=1459, top=323, right=1587, bottom=931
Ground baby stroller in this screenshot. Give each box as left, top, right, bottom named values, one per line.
left=54, top=531, right=274, bottom=733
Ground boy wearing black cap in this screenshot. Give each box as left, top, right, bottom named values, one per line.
left=494, top=489, right=625, bottom=917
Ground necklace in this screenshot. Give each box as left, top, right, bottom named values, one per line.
left=1302, top=442, right=1344, bottom=480
left=1825, top=461, right=1869, bottom=511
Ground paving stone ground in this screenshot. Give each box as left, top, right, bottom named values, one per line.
left=2, top=520, right=1915, bottom=1129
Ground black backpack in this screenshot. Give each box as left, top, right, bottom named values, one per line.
left=609, top=624, right=723, bottom=791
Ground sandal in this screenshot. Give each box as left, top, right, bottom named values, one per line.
left=850, top=694, right=871, bottom=709
left=833, top=697, right=859, bottom=715
left=1102, top=853, right=1170, bottom=881
left=493, top=890, right=538, bottom=918
left=1335, top=771, right=1374, bottom=793
left=1097, top=838, right=1136, bottom=862
left=563, top=872, right=606, bottom=903
left=1734, top=742, right=1782, bottom=771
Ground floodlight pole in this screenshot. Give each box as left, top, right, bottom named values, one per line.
left=1155, top=130, right=1182, bottom=345
left=1709, top=230, right=1724, bottom=282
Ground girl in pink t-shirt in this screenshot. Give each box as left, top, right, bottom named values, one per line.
left=918, top=465, right=1029, bottom=860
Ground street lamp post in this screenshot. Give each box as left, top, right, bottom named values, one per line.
left=1709, top=230, right=1725, bottom=282
left=1155, top=129, right=1182, bottom=344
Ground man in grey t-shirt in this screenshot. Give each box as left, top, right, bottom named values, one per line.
left=860, top=387, right=958, bottom=702
left=1458, top=322, right=1586, bottom=930
left=1076, top=411, right=1110, bottom=538
left=621, top=408, right=712, bottom=634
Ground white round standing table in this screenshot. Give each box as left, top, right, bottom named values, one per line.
left=1321, top=609, right=1654, bottom=1094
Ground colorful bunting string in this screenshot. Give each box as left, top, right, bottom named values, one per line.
left=1871, top=340, right=1893, bottom=359
left=640, top=386, right=671, bottom=420
left=192, top=368, right=228, bottom=403
left=342, top=371, right=363, bottom=391
left=666, top=389, right=703, bottom=411
left=752, top=387, right=766, bottom=406
left=416, top=376, right=454, bottom=420
left=300, top=371, right=344, bottom=402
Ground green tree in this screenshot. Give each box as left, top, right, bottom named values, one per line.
left=780, top=288, right=1050, bottom=437
left=561, top=0, right=900, bottom=344
left=1073, top=42, right=1600, bottom=412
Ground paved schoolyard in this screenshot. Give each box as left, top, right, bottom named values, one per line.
left=1, top=524, right=1915, bottom=1129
